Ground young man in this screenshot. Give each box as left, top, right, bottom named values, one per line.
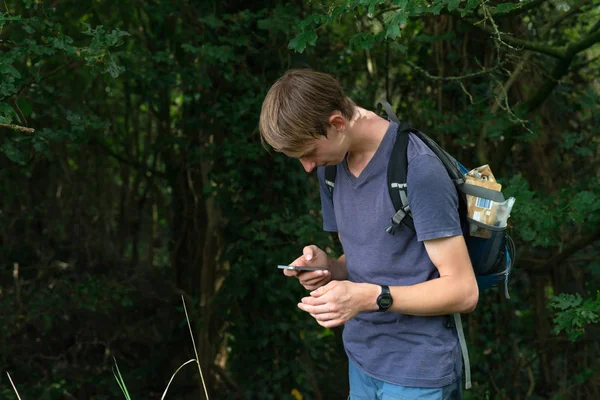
left=259, top=69, right=478, bottom=399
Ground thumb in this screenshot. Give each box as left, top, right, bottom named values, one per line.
left=303, top=245, right=318, bottom=262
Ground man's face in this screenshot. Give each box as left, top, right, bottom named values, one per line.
left=286, top=126, right=348, bottom=173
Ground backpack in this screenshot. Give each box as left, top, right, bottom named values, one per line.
left=323, top=101, right=516, bottom=389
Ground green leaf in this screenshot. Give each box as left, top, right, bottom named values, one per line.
left=349, top=32, right=374, bottom=50
left=390, top=42, right=408, bottom=53
left=391, top=0, right=409, bottom=7
left=0, top=63, right=22, bottom=79
left=520, top=226, right=536, bottom=242
left=448, top=0, right=461, bottom=11
left=198, top=14, right=225, bottom=28
left=386, top=24, right=401, bottom=40
left=367, top=0, right=386, bottom=16
left=552, top=293, right=582, bottom=311
left=49, top=35, right=76, bottom=55
left=430, top=2, right=446, bottom=15
left=22, top=24, right=35, bottom=34
left=552, top=293, right=600, bottom=341
left=33, top=140, right=49, bottom=154
left=495, top=2, right=520, bottom=13
left=105, top=53, right=125, bottom=78
left=112, top=358, right=132, bottom=400
left=385, top=11, right=408, bottom=40
left=580, top=88, right=598, bottom=109
left=0, top=103, right=16, bottom=124
left=0, top=12, right=21, bottom=31
left=1, top=141, right=27, bottom=165
left=288, top=31, right=318, bottom=53
left=17, top=99, right=33, bottom=118
left=463, top=0, right=480, bottom=15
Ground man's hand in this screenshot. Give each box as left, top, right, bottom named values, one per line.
left=284, top=245, right=332, bottom=291
left=297, top=281, right=378, bottom=328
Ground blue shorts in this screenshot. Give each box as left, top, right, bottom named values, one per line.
left=348, top=360, right=462, bottom=400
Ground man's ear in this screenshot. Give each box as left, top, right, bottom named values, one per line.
left=328, top=112, right=346, bottom=132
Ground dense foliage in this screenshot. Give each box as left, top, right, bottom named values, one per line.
left=1, top=0, right=598, bottom=399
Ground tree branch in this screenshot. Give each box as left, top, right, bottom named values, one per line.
left=571, top=53, right=600, bottom=74
left=210, top=363, right=241, bottom=394
left=0, top=61, right=80, bottom=103
left=529, top=230, right=600, bottom=273
left=0, top=123, right=35, bottom=133
left=9, top=98, right=27, bottom=126
left=520, top=29, right=600, bottom=114
left=566, top=28, right=600, bottom=57
left=468, top=20, right=566, bottom=58
left=91, top=138, right=167, bottom=179
left=406, top=60, right=503, bottom=81
left=492, top=0, right=551, bottom=19
left=589, top=18, right=600, bottom=34
left=540, top=0, right=591, bottom=36
left=521, top=57, right=571, bottom=114
left=492, top=25, right=599, bottom=165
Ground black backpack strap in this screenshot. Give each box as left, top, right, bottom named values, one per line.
left=385, top=121, right=416, bottom=235
left=324, top=165, right=337, bottom=199
left=412, top=131, right=465, bottom=185
left=377, top=101, right=400, bottom=123
left=330, top=101, right=416, bottom=234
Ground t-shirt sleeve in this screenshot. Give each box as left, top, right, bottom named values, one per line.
left=317, top=167, right=338, bottom=232
left=407, top=154, right=463, bottom=242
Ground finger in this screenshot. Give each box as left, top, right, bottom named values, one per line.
left=299, top=296, right=326, bottom=306
left=304, top=285, right=320, bottom=291
left=289, top=254, right=309, bottom=267
left=300, top=279, right=329, bottom=291
left=310, top=281, right=335, bottom=298
left=310, top=312, right=338, bottom=322
left=301, top=282, right=326, bottom=291
left=316, top=319, right=343, bottom=328
left=297, top=302, right=331, bottom=314
left=298, top=270, right=330, bottom=284
left=282, top=268, right=299, bottom=277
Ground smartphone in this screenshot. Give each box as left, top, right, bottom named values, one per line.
left=277, top=265, right=328, bottom=271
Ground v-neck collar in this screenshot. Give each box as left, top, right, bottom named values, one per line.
left=342, top=121, right=397, bottom=186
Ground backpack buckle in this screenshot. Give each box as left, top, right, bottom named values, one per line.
left=384, top=207, right=410, bottom=235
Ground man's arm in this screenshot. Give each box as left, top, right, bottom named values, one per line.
left=297, top=235, right=479, bottom=327
left=365, top=235, right=479, bottom=315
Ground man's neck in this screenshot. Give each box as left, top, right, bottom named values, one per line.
left=345, top=107, right=390, bottom=168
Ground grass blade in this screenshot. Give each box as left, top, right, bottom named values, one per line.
left=181, top=295, right=210, bottom=400
left=6, top=372, right=22, bottom=400
left=160, top=359, right=196, bottom=400
left=112, top=358, right=132, bottom=400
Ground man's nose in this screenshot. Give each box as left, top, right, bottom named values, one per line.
left=299, top=158, right=316, bottom=173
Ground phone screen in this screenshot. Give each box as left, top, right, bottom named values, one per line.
left=277, top=265, right=328, bottom=271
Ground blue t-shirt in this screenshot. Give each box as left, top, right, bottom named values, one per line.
left=317, top=121, right=463, bottom=388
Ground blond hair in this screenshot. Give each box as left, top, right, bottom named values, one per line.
left=259, top=69, right=355, bottom=153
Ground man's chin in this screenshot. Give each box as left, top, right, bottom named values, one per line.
left=319, top=159, right=342, bottom=168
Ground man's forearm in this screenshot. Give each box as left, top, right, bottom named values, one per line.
left=361, top=274, right=479, bottom=315
left=328, top=254, right=348, bottom=281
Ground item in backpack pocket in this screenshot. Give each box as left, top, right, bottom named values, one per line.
left=465, top=165, right=502, bottom=238
left=494, top=197, right=516, bottom=228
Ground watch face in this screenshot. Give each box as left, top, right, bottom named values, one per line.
left=377, top=285, right=393, bottom=311
left=379, top=295, right=392, bottom=308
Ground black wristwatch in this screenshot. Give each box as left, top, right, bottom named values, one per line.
left=376, top=285, right=393, bottom=312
